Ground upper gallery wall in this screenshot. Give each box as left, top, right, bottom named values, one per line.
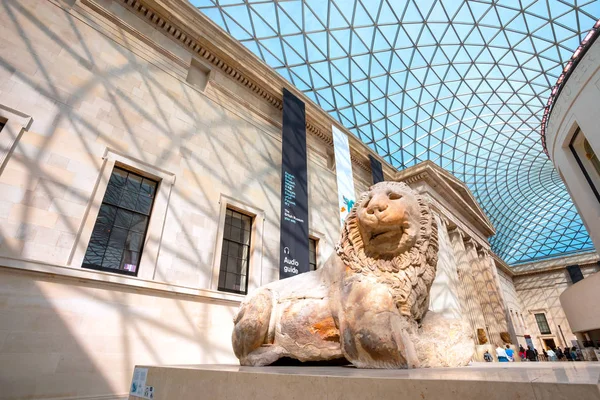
left=192, top=0, right=600, bottom=264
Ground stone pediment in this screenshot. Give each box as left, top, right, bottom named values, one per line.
left=394, top=161, right=495, bottom=239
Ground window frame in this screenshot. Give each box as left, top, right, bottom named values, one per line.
left=69, top=149, right=175, bottom=281
left=0, top=105, right=32, bottom=176
left=309, top=236, right=319, bottom=271
left=534, top=313, right=552, bottom=335
left=569, top=127, right=600, bottom=203
left=308, top=229, right=326, bottom=272
left=81, top=167, right=159, bottom=277
left=210, top=194, right=264, bottom=295
left=217, top=208, right=253, bottom=295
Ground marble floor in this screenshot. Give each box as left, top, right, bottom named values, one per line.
left=130, top=362, right=600, bottom=400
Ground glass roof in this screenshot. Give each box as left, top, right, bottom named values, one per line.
left=192, top=0, right=599, bottom=265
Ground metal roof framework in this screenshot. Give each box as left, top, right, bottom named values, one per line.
left=192, top=0, right=599, bottom=264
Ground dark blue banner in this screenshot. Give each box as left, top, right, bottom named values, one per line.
left=369, top=154, right=384, bottom=184
left=279, top=89, right=309, bottom=279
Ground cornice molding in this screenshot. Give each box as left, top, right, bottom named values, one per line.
left=401, top=172, right=429, bottom=185
left=115, top=0, right=379, bottom=174
left=512, top=262, right=598, bottom=278
left=119, top=0, right=284, bottom=109
left=511, top=251, right=599, bottom=275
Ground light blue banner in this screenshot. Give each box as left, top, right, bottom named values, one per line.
left=332, top=126, right=356, bottom=226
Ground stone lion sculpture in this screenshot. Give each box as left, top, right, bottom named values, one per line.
left=232, top=181, right=474, bottom=368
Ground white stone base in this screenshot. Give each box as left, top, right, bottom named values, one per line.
left=129, top=362, right=600, bottom=400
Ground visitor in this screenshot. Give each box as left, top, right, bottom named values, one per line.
left=564, top=347, right=572, bottom=361
left=570, top=347, right=578, bottom=361
left=546, top=348, right=557, bottom=361
left=483, top=350, right=493, bottom=362
left=526, top=346, right=537, bottom=361
left=576, top=347, right=584, bottom=361
left=505, top=344, right=514, bottom=362
left=542, top=349, right=548, bottom=361
left=496, top=344, right=509, bottom=362
left=518, top=345, right=526, bottom=361
left=555, top=347, right=564, bottom=360
left=534, top=348, right=539, bottom=361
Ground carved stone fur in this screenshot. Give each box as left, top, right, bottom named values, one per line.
left=336, top=186, right=438, bottom=322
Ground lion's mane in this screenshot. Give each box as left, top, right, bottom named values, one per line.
left=335, top=181, right=438, bottom=322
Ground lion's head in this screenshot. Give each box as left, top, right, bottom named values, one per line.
left=355, top=182, right=422, bottom=258
left=336, top=181, right=438, bottom=322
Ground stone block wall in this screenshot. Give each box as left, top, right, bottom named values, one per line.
left=512, top=262, right=600, bottom=351
left=0, top=269, right=237, bottom=399
left=0, top=0, right=359, bottom=398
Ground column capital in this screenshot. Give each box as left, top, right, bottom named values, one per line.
left=442, top=216, right=451, bottom=227
left=432, top=211, right=451, bottom=227
left=448, top=226, right=464, bottom=238
left=463, top=237, right=476, bottom=248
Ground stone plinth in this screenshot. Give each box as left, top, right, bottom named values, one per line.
left=128, top=363, right=600, bottom=400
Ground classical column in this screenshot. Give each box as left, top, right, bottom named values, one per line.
left=480, top=250, right=510, bottom=340
left=465, top=238, right=499, bottom=346
left=473, top=247, right=504, bottom=346
left=447, top=227, right=472, bottom=323
left=448, top=228, right=485, bottom=343
left=429, top=214, right=462, bottom=320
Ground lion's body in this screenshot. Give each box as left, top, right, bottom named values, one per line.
left=243, top=262, right=342, bottom=361
left=232, top=182, right=443, bottom=368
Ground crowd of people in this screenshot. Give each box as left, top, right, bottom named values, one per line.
left=483, top=344, right=584, bottom=362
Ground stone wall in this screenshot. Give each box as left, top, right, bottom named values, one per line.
left=498, top=254, right=600, bottom=352
left=1, top=268, right=238, bottom=399
left=512, top=262, right=600, bottom=350
left=0, top=0, right=350, bottom=398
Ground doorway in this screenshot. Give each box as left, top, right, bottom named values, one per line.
left=543, top=338, right=557, bottom=350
